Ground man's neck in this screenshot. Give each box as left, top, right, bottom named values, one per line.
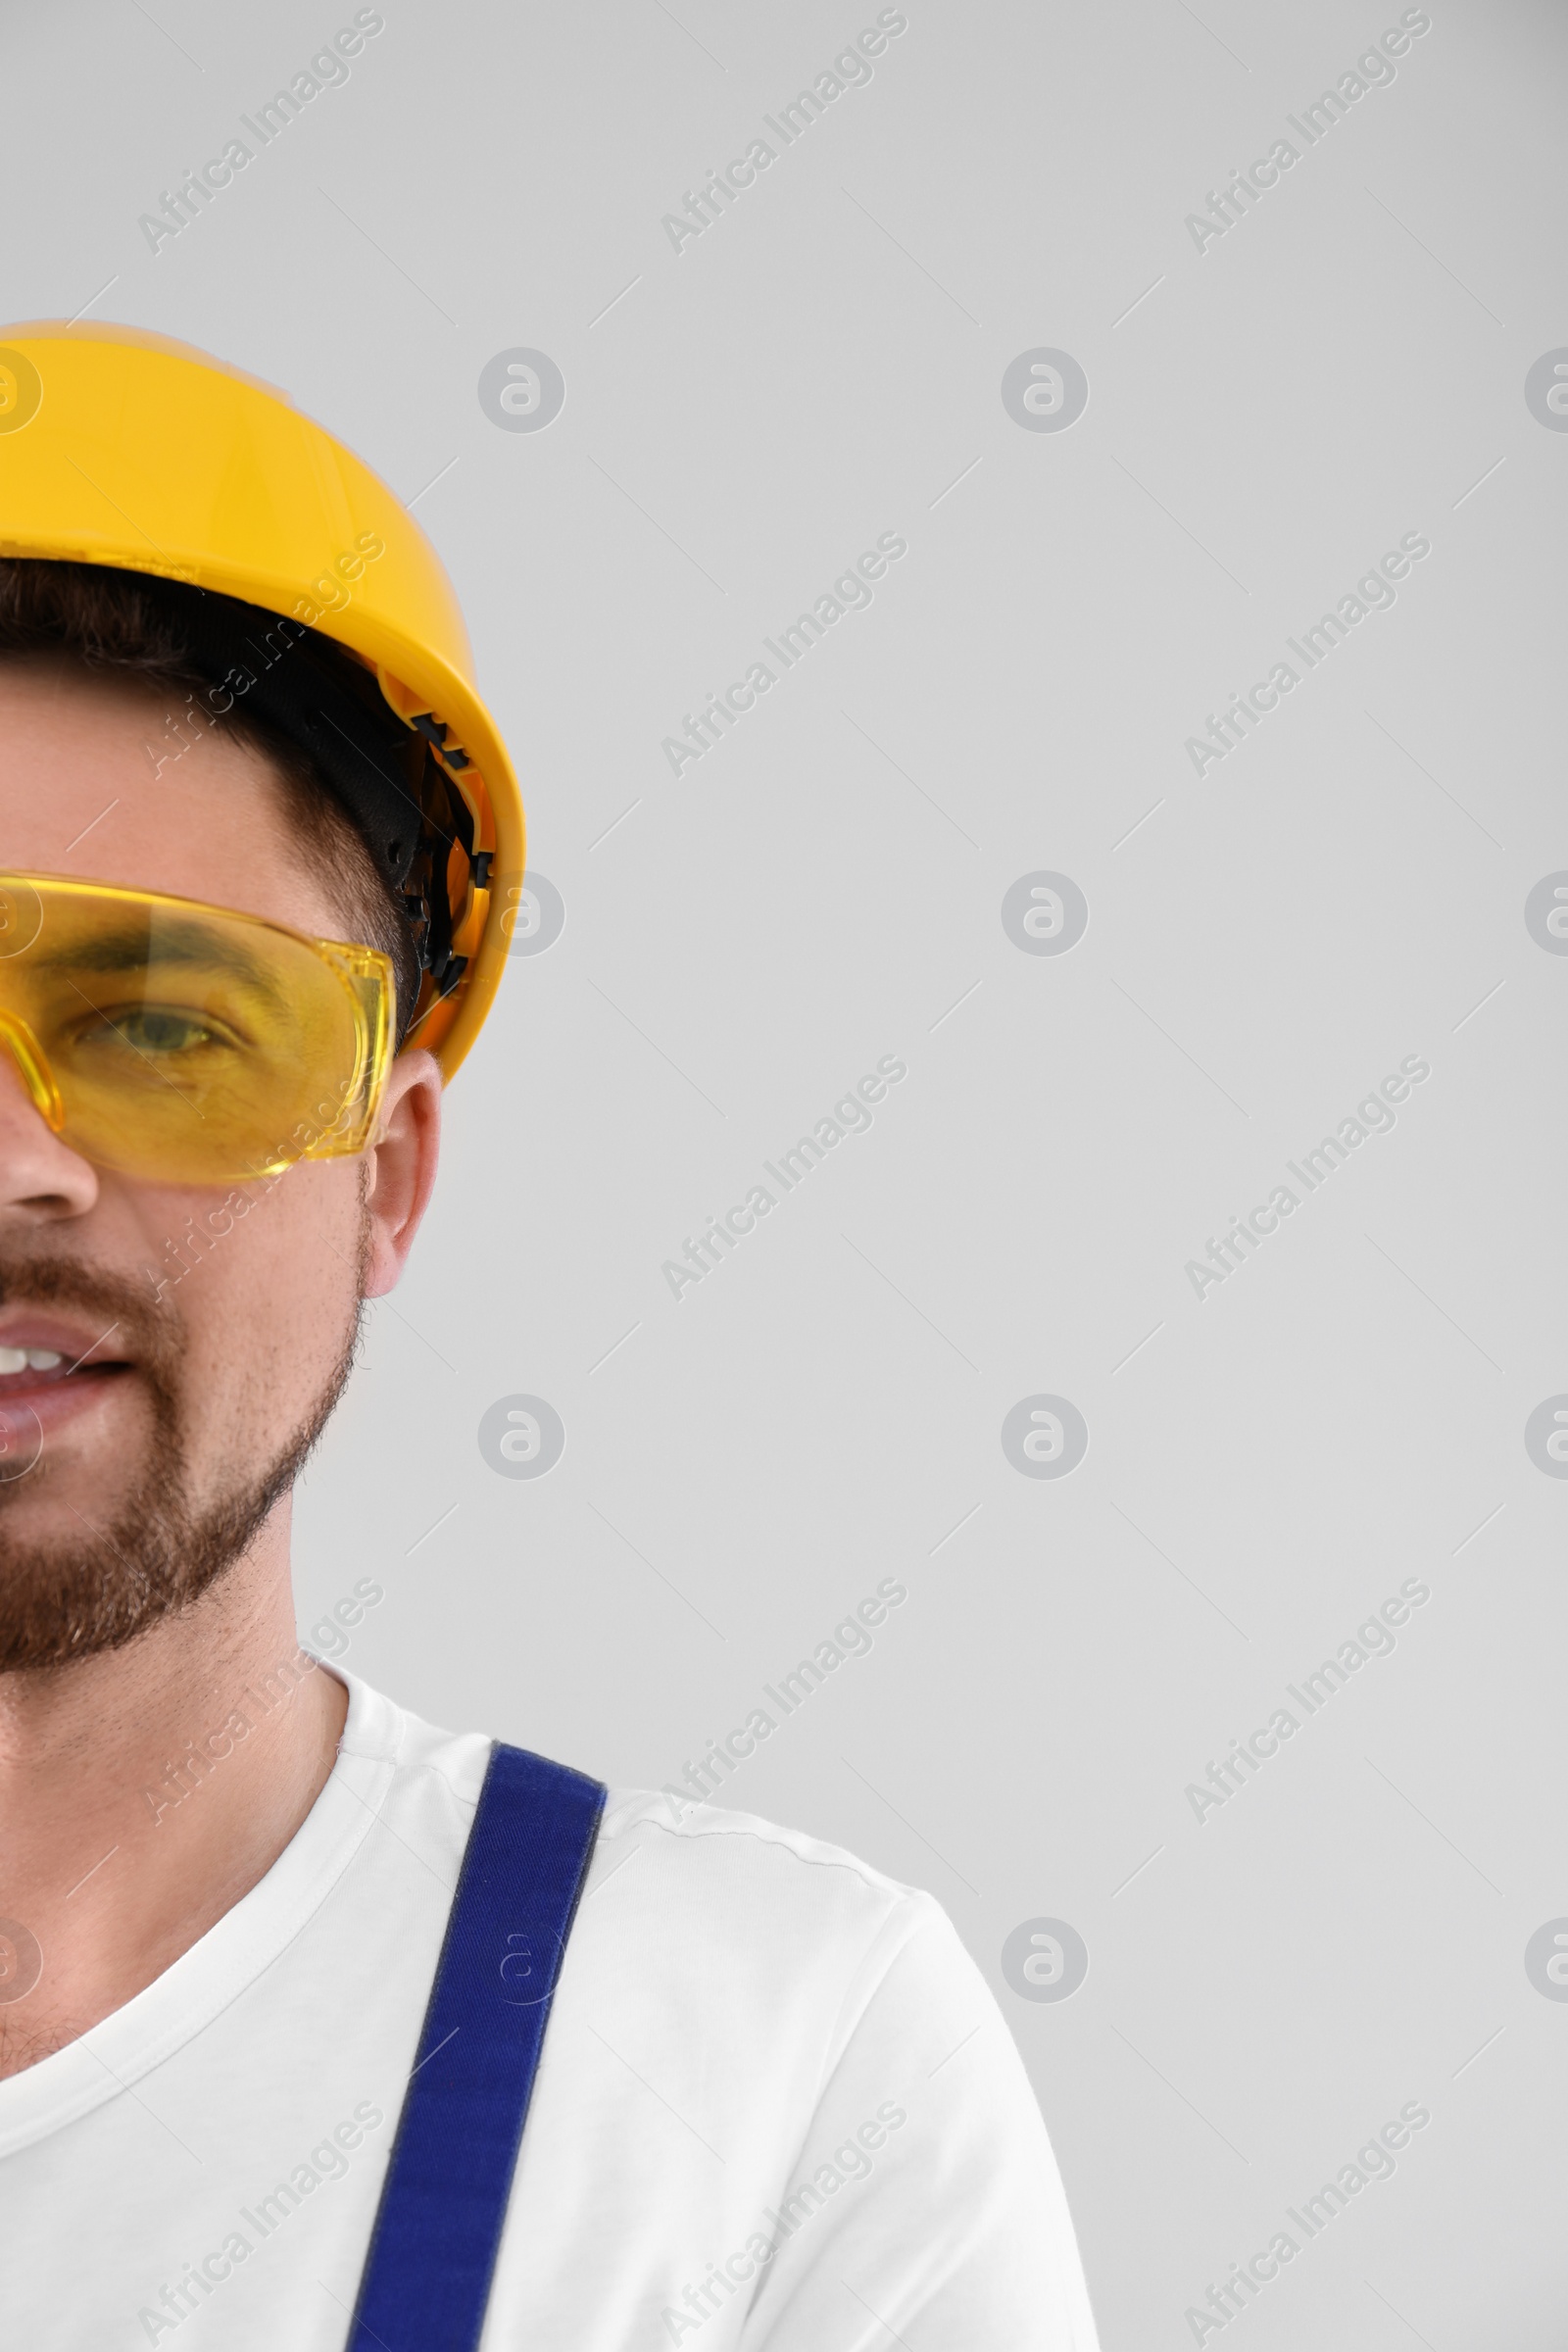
left=0, top=1513, right=347, bottom=2079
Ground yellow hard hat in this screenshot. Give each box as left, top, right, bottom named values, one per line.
left=0, top=320, right=521, bottom=1079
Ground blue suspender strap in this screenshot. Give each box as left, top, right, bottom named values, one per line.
left=347, top=1741, right=607, bottom=2352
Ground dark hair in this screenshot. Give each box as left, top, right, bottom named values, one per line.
left=0, top=558, right=420, bottom=1032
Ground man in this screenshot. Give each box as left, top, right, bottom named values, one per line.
left=0, top=325, right=1098, bottom=2349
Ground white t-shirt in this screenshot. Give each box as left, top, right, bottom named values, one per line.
left=0, top=1672, right=1099, bottom=2349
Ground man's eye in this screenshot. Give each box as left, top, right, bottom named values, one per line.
left=91, top=1006, right=224, bottom=1055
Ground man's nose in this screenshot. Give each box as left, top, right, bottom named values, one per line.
left=0, top=1033, right=98, bottom=1220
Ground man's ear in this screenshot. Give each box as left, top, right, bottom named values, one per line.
left=361, top=1049, right=442, bottom=1298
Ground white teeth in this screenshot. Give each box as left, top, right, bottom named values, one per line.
left=0, top=1348, right=24, bottom=1374
left=25, top=1350, right=62, bottom=1371
left=0, top=1348, right=67, bottom=1374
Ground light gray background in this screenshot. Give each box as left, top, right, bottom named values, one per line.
left=5, top=0, right=1564, bottom=2340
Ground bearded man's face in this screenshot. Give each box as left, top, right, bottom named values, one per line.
left=0, top=661, right=376, bottom=1671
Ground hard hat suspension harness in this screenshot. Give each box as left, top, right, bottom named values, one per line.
left=132, top=574, right=484, bottom=1006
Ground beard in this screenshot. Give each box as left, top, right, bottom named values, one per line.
left=0, top=1240, right=366, bottom=1675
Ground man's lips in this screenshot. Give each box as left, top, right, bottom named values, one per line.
left=0, top=1313, right=134, bottom=1430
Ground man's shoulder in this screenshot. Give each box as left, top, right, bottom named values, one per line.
left=588, top=1785, right=945, bottom=1963
left=368, top=1681, right=936, bottom=1934
left=365, top=1682, right=960, bottom=2013
left=557, top=1787, right=976, bottom=2092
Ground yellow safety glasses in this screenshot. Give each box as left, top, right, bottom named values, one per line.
left=0, top=874, right=394, bottom=1185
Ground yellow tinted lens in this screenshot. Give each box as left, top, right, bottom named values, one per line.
left=0, top=878, right=391, bottom=1183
